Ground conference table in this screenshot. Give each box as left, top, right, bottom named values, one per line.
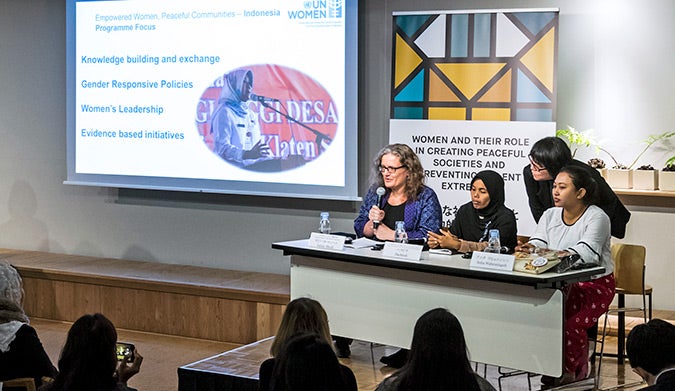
left=272, top=239, right=605, bottom=377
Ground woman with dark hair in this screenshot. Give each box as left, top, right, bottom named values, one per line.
left=40, top=313, right=143, bottom=391
left=268, top=297, right=333, bottom=358
left=517, top=165, right=615, bottom=388
left=626, top=318, right=675, bottom=390
left=374, top=308, right=495, bottom=391
left=259, top=298, right=355, bottom=391
left=428, top=170, right=517, bottom=253
left=523, top=136, right=630, bottom=238
left=267, top=333, right=356, bottom=391
left=354, top=143, right=442, bottom=241
left=0, top=261, right=57, bottom=387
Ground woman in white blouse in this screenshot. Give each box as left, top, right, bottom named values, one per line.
left=517, top=164, right=615, bottom=388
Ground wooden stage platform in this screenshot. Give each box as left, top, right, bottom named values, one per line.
left=177, top=333, right=652, bottom=391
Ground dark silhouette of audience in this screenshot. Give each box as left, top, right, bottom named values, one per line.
left=0, top=261, right=57, bottom=387
left=39, top=313, right=143, bottom=391
left=375, top=308, right=495, bottom=391
left=626, top=318, right=675, bottom=390
left=267, top=333, right=357, bottom=391
left=258, top=297, right=356, bottom=391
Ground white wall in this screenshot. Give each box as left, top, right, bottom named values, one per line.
left=0, top=0, right=673, bottom=309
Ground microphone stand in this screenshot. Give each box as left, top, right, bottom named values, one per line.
left=259, top=100, right=333, bottom=154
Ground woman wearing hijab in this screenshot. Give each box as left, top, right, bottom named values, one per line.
left=210, top=68, right=271, bottom=166
left=0, top=261, right=57, bottom=387
left=428, top=170, right=517, bottom=253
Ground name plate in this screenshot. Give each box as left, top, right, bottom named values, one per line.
left=470, top=251, right=515, bottom=272
left=382, top=242, right=423, bottom=261
left=308, top=232, right=345, bottom=250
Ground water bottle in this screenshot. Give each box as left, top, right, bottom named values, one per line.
left=485, top=229, right=501, bottom=253
left=394, top=221, right=408, bottom=243
left=319, top=212, right=331, bottom=234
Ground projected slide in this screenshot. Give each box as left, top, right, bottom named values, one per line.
left=69, top=0, right=357, bottom=198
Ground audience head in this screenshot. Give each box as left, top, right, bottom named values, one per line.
left=0, top=261, right=24, bottom=307
left=0, top=261, right=28, bottom=324
left=52, top=313, right=118, bottom=391
left=395, top=308, right=480, bottom=390
left=528, top=137, right=572, bottom=179
left=371, top=143, right=425, bottom=199
left=554, top=165, right=598, bottom=207
left=271, top=297, right=332, bottom=357
left=271, top=333, right=350, bottom=391
left=470, top=170, right=505, bottom=213
left=626, top=318, right=675, bottom=383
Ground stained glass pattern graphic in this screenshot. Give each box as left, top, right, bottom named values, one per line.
left=392, top=11, right=558, bottom=121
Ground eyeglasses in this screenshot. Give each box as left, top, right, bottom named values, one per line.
left=379, top=165, right=405, bottom=174
left=528, top=156, right=547, bottom=172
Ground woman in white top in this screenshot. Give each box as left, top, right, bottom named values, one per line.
left=517, top=164, right=615, bottom=388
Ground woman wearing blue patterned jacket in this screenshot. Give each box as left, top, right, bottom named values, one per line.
left=354, top=143, right=442, bottom=241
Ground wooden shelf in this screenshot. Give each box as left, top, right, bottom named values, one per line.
left=613, top=189, right=675, bottom=198
left=613, top=189, right=675, bottom=207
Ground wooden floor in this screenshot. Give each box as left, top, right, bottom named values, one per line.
left=32, top=318, right=239, bottom=391
left=33, top=311, right=675, bottom=391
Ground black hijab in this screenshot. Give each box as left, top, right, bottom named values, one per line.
left=472, top=170, right=505, bottom=219
left=451, top=170, right=516, bottom=249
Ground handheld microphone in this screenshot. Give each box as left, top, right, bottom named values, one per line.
left=373, top=186, right=386, bottom=229
left=250, top=93, right=279, bottom=102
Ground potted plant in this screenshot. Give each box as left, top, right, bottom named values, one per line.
left=556, top=127, right=608, bottom=178
left=633, top=164, right=659, bottom=190
left=659, top=156, right=675, bottom=192
left=587, top=158, right=607, bottom=179
left=556, top=126, right=594, bottom=158
left=605, top=131, right=674, bottom=189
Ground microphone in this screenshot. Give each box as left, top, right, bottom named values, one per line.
left=250, top=93, right=279, bottom=102
left=373, top=186, right=386, bottom=229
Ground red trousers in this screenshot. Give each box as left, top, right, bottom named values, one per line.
left=563, top=273, right=615, bottom=376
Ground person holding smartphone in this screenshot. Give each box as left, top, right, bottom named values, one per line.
left=39, top=313, right=143, bottom=391
left=427, top=170, right=517, bottom=254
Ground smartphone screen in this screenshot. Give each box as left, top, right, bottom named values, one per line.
left=116, top=342, right=135, bottom=362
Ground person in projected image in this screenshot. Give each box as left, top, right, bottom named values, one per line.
left=210, top=69, right=272, bottom=167
left=427, top=170, right=517, bottom=254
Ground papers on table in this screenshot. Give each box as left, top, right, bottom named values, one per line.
left=347, top=237, right=380, bottom=249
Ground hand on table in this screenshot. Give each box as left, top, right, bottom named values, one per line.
left=427, top=229, right=460, bottom=250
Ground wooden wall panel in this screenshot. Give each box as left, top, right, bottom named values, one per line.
left=22, top=278, right=287, bottom=344
left=13, top=251, right=290, bottom=344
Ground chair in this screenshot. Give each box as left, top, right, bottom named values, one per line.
left=596, top=243, right=652, bottom=390
left=1, top=377, right=37, bottom=391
